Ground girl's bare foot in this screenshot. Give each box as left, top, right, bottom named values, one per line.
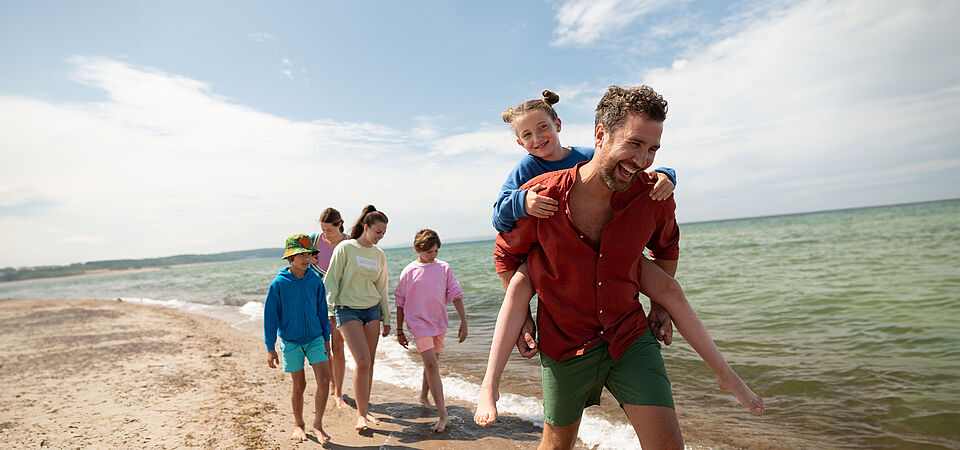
left=432, top=414, right=449, bottom=432
left=474, top=386, right=499, bottom=426
left=717, top=373, right=766, bottom=413
left=311, top=421, right=330, bottom=445
left=365, top=412, right=380, bottom=424
left=419, top=393, right=434, bottom=409
left=334, top=395, right=348, bottom=409
left=355, top=415, right=369, bottom=431
left=292, top=425, right=308, bottom=442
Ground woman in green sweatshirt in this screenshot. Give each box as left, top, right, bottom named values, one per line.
left=323, top=204, right=391, bottom=431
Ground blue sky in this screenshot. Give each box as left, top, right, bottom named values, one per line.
left=1, top=0, right=959, bottom=267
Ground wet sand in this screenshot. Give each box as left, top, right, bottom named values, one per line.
left=0, top=299, right=548, bottom=449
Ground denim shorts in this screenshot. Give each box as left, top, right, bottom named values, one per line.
left=334, top=304, right=381, bottom=327
left=279, top=334, right=328, bottom=373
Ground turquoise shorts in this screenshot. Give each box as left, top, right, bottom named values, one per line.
left=279, top=335, right=328, bottom=373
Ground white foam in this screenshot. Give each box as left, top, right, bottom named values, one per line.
left=118, top=297, right=678, bottom=449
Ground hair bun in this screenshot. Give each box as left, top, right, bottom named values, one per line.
left=541, top=90, right=560, bottom=105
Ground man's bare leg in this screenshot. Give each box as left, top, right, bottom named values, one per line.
left=623, top=403, right=683, bottom=450
left=539, top=419, right=581, bottom=450
left=290, top=370, right=308, bottom=442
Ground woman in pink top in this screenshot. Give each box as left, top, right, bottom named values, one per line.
left=310, top=207, right=349, bottom=409
left=394, top=229, right=468, bottom=433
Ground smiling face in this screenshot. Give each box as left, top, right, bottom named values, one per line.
left=595, top=113, right=663, bottom=192
left=361, top=221, right=387, bottom=246
left=513, top=110, right=566, bottom=161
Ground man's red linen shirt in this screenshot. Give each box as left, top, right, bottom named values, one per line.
left=494, top=163, right=680, bottom=362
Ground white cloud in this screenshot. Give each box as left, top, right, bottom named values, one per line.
left=0, top=57, right=510, bottom=266
left=552, top=0, right=676, bottom=46
left=632, top=0, right=960, bottom=221
left=248, top=32, right=276, bottom=42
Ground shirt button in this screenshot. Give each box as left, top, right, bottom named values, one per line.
left=598, top=281, right=602, bottom=286
left=599, top=309, right=603, bottom=314
left=579, top=235, right=584, bottom=239
left=600, top=330, right=604, bottom=335
left=599, top=253, right=603, bottom=258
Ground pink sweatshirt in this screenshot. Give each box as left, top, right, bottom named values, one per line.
left=394, top=259, right=464, bottom=338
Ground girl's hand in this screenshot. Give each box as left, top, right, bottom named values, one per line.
left=524, top=184, right=559, bottom=218
left=396, top=330, right=409, bottom=348
left=649, top=171, right=675, bottom=201
left=458, top=322, right=468, bottom=343
left=382, top=324, right=392, bottom=337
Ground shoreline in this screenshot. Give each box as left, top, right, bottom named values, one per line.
left=0, top=299, right=546, bottom=449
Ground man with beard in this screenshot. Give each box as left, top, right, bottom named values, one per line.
left=494, top=85, right=684, bottom=449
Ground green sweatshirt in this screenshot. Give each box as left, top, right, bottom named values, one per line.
left=323, top=239, right=390, bottom=324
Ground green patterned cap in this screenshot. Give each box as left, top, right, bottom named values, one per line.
left=282, top=234, right=319, bottom=259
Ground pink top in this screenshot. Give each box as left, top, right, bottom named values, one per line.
left=394, top=259, right=464, bottom=338
left=312, top=233, right=342, bottom=272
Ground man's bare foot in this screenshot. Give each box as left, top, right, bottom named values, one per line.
left=474, top=385, right=500, bottom=426
left=311, top=421, right=330, bottom=445
left=717, top=373, right=766, bottom=413
left=291, top=425, right=307, bottom=442
left=419, top=394, right=434, bottom=409
left=365, top=412, right=380, bottom=424
left=432, top=414, right=449, bottom=432
left=355, top=415, right=369, bottom=431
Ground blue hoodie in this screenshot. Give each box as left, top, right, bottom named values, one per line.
left=263, top=267, right=331, bottom=352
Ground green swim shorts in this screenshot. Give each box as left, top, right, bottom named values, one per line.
left=540, top=330, right=674, bottom=427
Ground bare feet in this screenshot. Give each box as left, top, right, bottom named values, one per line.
left=432, top=414, right=449, bottom=432
left=419, top=393, right=434, bottom=409
left=311, top=421, right=330, bottom=445
left=291, top=425, right=307, bottom=442
left=717, top=373, right=766, bottom=413
left=355, top=415, right=369, bottom=431
left=474, top=385, right=499, bottom=426
left=365, top=412, right=380, bottom=425
left=333, top=394, right=348, bottom=409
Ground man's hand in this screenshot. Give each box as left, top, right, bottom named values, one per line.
left=649, top=171, right=675, bottom=201
left=647, top=302, right=674, bottom=345
left=516, top=314, right=538, bottom=358
left=458, top=321, right=468, bottom=343
left=396, top=330, right=409, bottom=348
left=382, top=324, right=392, bottom=337
left=267, top=350, right=279, bottom=369
left=524, top=184, right=559, bottom=218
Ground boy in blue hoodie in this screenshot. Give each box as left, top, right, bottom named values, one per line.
left=264, top=234, right=333, bottom=444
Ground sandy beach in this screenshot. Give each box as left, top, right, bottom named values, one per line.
left=0, top=299, right=546, bottom=449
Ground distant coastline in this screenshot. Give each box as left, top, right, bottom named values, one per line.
left=0, top=248, right=280, bottom=283
left=5, top=197, right=956, bottom=284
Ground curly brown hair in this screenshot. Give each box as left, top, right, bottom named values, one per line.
left=595, top=85, right=668, bottom=134
left=502, top=90, right=560, bottom=131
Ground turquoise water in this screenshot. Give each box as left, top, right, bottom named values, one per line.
left=3, top=199, right=959, bottom=448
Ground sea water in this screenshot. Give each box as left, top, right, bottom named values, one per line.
left=3, top=199, right=958, bottom=448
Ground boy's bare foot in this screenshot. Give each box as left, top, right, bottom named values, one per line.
left=365, top=412, right=380, bottom=424
left=474, top=386, right=499, bottom=426
left=419, top=394, right=434, bottom=409
left=717, top=373, right=766, bottom=413
left=355, top=415, right=369, bottom=431
left=292, top=425, right=307, bottom=442
left=311, top=421, right=330, bottom=445
left=432, top=414, right=449, bottom=432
